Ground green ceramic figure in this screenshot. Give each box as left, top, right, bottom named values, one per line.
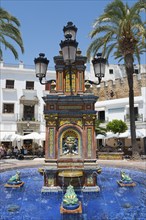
left=8, top=171, right=21, bottom=183
left=120, top=171, right=132, bottom=182
left=63, top=185, right=79, bottom=205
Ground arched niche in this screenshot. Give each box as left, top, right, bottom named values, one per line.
left=58, top=126, right=82, bottom=158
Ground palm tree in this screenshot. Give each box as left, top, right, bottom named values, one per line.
left=95, top=119, right=107, bottom=136
left=87, top=0, right=146, bottom=159
left=0, top=7, right=24, bottom=60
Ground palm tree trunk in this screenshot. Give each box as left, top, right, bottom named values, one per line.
left=124, top=54, right=141, bottom=160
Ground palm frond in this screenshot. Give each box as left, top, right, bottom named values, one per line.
left=0, top=7, right=24, bottom=59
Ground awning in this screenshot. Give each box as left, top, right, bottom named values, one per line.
left=96, top=134, right=106, bottom=139
left=119, top=129, right=146, bottom=138
left=0, top=132, right=15, bottom=141
left=96, top=132, right=119, bottom=139
left=21, top=132, right=44, bottom=140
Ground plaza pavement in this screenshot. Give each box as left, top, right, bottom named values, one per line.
left=0, top=158, right=146, bottom=172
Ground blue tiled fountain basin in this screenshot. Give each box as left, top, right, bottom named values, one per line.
left=0, top=167, right=146, bottom=220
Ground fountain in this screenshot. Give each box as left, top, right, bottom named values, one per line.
left=1, top=167, right=146, bottom=219
left=35, top=22, right=102, bottom=193
left=1, top=22, right=145, bottom=220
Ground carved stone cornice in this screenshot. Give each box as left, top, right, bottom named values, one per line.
left=82, top=114, right=96, bottom=126
left=59, top=118, right=82, bottom=128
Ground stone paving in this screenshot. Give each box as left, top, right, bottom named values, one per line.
left=0, top=158, right=146, bottom=172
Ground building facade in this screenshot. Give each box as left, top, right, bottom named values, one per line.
left=0, top=61, right=55, bottom=151
left=91, top=64, right=146, bottom=155
left=0, top=60, right=146, bottom=154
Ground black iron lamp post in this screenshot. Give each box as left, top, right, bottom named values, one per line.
left=34, top=53, right=49, bottom=85
left=92, top=53, right=107, bottom=85
left=60, top=22, right=78, bottom=95
left=34, top=22, right=78, bottom=93
left=34, top=23, right=106, bottom=89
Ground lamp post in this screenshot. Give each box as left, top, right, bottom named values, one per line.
left=34, top=23, right=106, bottom=88
left=63, top=21, right=77, bottom=40
left=92, top=53, right=107, bottom=85
left=34, top=22, right=78, bottom=95
left=34, top=53, right=49, bottom=85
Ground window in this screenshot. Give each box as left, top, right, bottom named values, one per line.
left=98, top=111, right=105, bottom=121
left=134, top=69, right=139, bottom=74
left=23, top=105, right=34, bottom=120
left=109, top=69, right=113, bottom=74
left=6, top=80, right=14, bottom=89
left=44, top=105, right=46, bottom=111
left=26, top=81, right=34, bottom=90
left=3, top=103, right=14, bottom=113
left=134, top=107, right=139, bottom=121
left=108, top=108, right=124, bottom=113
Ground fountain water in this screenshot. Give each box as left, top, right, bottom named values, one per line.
left=1, top=167, right=146, bottom=220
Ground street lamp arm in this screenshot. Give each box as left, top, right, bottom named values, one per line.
left=85, top=79, right=101, bottom=86
left=95, top=77, right=101, bottom=85
left=39, top=77, right=48, bottom=85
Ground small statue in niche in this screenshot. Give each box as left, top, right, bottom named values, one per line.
left=63, top=136, right=78, bottom=155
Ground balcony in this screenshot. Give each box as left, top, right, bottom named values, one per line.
left=16, top=115, right=44, bottom=133
left=17, top=114, right=44, bottom=122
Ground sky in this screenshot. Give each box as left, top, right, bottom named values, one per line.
left=1, top=0, right=145, bottom=71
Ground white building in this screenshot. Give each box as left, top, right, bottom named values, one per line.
left=91, top=64, right=146, bottom=155
left=0, top=61, right=55, bottom=150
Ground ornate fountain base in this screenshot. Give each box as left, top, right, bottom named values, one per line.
left=60, top=201, right=82, bottom=214
left=40, top=159, right=101, bottom=192
left=82, top=185, right=100, bottom=192
left=4, top=182, right=24, bottom=188
left=117, top=181, right=136, bottom=187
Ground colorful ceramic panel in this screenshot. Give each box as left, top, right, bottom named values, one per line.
left=49, top=128, right=54, bottom=157
left=79, top=71, right=83, bottom=91
left=87, top=128, right=92, bottom=157
left=65, top=72, right=75, bottom=92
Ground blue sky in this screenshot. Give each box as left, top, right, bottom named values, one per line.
left=1, top=0, right=145, bottom=70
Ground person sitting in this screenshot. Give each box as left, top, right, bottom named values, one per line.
left=13, top=146, right=19, bottom=158
left=6, top=148, right=12, bottom=158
